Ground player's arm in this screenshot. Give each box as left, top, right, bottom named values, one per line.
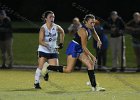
left=57, top=25, right=65, bottom=49
left=78, top=28, right=95, bottom=60
left=92, top=27, right=102, bottom=49
left=39, top=27, right=48, bottom=47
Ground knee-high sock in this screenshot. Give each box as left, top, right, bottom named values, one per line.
left=47, top=65, right=63, bottom=72
left=87, top=70, right=97, bottom=87
left=35, top=68, right=41, bottom=84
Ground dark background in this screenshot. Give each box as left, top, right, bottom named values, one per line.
left=1, top=0, right=140, bottom=22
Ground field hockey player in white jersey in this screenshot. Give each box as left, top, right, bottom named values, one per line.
left=34, top=11, right=65, bottom=89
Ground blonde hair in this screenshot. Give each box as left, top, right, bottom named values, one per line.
left=83, top=14, right=95, bottom=23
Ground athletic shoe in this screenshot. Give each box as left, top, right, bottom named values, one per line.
left=44, top=73, right=49, bottom=81
left=86, top=81, right=106, bottom=91
left=34, top=83, right=41, bottom=89
left=41, top=62, right=50, bottom=77
left=91, top=86, right=106, bottom=91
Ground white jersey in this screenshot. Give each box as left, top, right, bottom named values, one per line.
left=38, top=23, right=58, bottom=53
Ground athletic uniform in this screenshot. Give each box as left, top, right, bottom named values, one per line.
left=38, top=23, right=59, bottom=59
left=41, top=16, right=106, bottom=91
left=34, top=23, right=59, bottom=89
left=66, top=24, right=92, bottom=58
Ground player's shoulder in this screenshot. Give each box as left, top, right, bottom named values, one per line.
left=78, top=27, right=87, bottom=36
left=40, top=24, right=46, bottom=30
left=53, top=23, right=63, bottom=30
left=40, top=24, right=45, bottom=31
left=53, top=23, right=60, bottom=28
left=53, top=23, right=58, bottom=26
left=78, top=27, right=87, bottom=32
left=41, top=23, right=46, bottom=27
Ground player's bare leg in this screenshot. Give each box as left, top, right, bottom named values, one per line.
left=41, top=54, right=105, bottom=91
left=63, top=55, right=77, bottom=73
left=42, top=55, right=77, bottom=74
left=78, top=53, right=105, bottom=91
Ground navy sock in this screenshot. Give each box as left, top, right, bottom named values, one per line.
left=87, top=70, right=97, bottom=87
left=47, top=65, right=63, bottom=72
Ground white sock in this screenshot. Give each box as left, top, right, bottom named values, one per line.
left=34, top=68, right=41, bottom=84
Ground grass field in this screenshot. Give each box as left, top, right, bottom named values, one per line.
left=0, top=23, right=139, bottom=100
left=0, top=33, right=136, bottom=67
left=0, top=69, right=140, bottom=100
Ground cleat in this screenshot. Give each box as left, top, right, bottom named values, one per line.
left=41, top=62, right=50, bottom=77
left=91, top=86, right=106, bottom=92
left=86, top=81, right=105, bottom=91
left=34, top=83, right=41, bottom=89
left=44, top=73, right=49, bottom=81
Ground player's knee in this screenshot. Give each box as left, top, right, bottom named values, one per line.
left=92, top=57, right=97, bottom=63
left=38, top=62, right=45, bottom=69
left=38, top=66, right=43, bottom=70
left=87, top=62, right=95, bottom=70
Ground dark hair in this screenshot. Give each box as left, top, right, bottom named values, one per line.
left=83, top=14, right=95, bottom=23
left=42, top=11, right=54, bottom=20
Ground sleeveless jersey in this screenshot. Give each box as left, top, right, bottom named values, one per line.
left=38, top=23, right=58, bottom=53
left=73, top=23, right=92, bottom=45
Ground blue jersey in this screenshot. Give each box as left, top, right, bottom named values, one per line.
left=73, top=23, right=92, bottom=45
left=66, top=23, right=92, bottom=58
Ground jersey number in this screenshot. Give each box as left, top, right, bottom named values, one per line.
left=49, top=38, right=52, bottom=42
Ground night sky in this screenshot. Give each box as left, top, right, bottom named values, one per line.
left=1, top=0, right=140, bottom=22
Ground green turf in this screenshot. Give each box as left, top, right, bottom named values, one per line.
left=0, top=70, right=140, bottom=100
left=0, top=31, right=137, bottom=67
left=12, top=33, right=39, bottom=65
